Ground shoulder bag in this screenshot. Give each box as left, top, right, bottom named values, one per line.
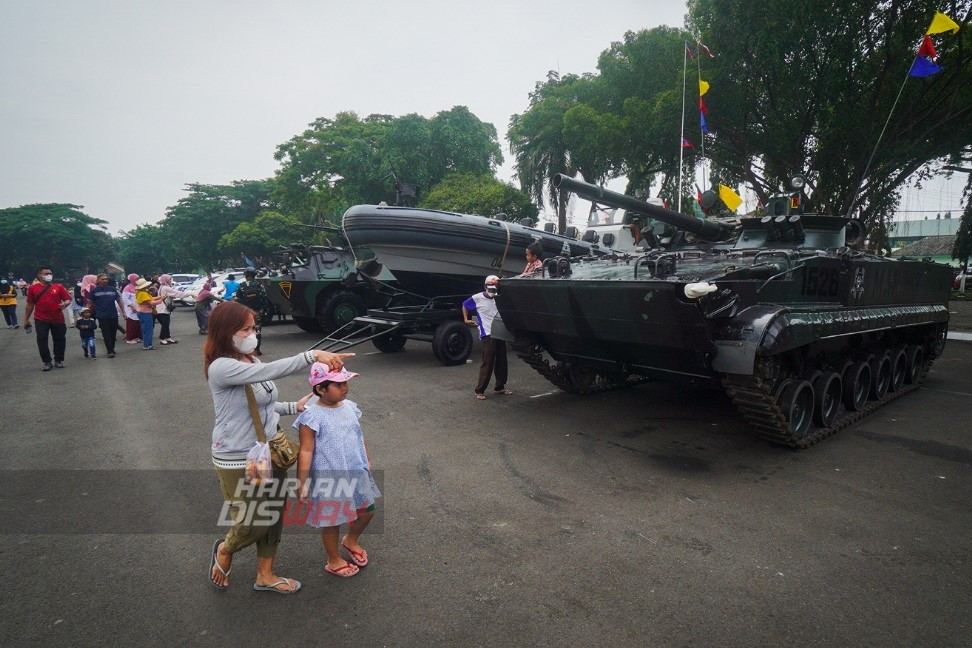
left=244, top=384, right=300, bottom=470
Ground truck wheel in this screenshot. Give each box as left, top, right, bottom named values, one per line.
left=319, top=291, right=366, bottom=331
left=373, top=332, right=407, bottom=353
left=432, top=320, right=473, bottom=366
left=293, top=316, right=323, bottom=333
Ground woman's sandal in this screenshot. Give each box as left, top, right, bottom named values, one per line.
left=494, top=389, right=513, bottom=395
left=209, top=540, right=231, bottom=591
left=475, top=393, right=486, bottom=400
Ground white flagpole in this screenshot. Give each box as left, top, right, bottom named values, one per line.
left=678, top=43, right=688, bottom=214
left=697, top=38, right=707, bottom=192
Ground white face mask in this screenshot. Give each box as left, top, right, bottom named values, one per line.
left=41, top=274, right=53, bottom=282
left=233, top=333, right=258, bottom=354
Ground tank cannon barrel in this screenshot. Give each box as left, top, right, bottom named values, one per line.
left=552, top=174, right=734, bottom=242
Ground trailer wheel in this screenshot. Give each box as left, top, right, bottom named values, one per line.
left=372, top=332, right=407, bottom=353
left=319, top=291, right=365, bottom=331
left=432, top=320, right=473, bottom=366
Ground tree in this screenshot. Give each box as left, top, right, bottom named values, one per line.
left=273, top=108, right=503, bottom=226
left=596, top=26, right=696, bottom=202
left=686, top=0, right=972, bottom=230
left=428, top=106, right=504, bottom=183
left=419, top=173, right=539, bottom=221
left=0, top=203, right=115, bottom=279
left=954, top=204, right=972, bottom=271
left=948, top=145, right=972, bottom=270
left=509, top=29, right=691, bottom=230
left=114, top=223, right=180, bottom=276
left=218, top=211, right=307, bottom=261
left=508, top=72, right=582, bottom=233
left=160, top=180, right=275, bottom=270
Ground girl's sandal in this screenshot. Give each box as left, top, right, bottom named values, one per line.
left=324, top=563, right=359, bottom=578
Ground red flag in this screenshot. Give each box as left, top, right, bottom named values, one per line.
left=699, top=43, right=715, bottom=58
left=699, top=97, right=708, bottom=114
left=682, top=138, right=695, bottom=149
left=917, top=34, right=937, bottom=58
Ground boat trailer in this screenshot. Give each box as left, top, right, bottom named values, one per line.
left=307, top=295, right=475, bottom=366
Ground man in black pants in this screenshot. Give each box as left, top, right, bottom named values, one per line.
left=23, top=266, right=72, bottom=371
left=234, top=268, right=266, bottom=356
left=85, top=273, right=126, bottom=358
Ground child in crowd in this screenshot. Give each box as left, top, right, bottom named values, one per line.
left=77, top=308, right=98, bottom=359
left=295, top=363, right=380, bottom=578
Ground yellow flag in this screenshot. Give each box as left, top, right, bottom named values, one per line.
left=718, top=184, right=742, bottom=211
left=926, top=11, right=960, bottom=35
left=699, top=80, right=710, bottom=96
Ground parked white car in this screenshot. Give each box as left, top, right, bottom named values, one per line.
left=954, top=271, right=971, bottom=292
left=174, top=273, right=229, bottom=306
left=169, top=273, right=200, bottom=289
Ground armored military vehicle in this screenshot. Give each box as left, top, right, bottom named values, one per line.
left=264, top=243, right=395, bottom=333
left=493, top=174, right=952, bottom=448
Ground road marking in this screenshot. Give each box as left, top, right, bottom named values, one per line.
left=530, top=391, right=559, bottom=399
left=923, top=387, right=972, bottom=397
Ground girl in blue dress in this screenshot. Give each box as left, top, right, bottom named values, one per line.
left=295, top=363, right=380, bottom=578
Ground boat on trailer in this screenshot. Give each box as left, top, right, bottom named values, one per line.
left=341, top=204, right=605, bottom=298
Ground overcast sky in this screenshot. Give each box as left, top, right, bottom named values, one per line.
left=2, top=1, right=964, bottom=237
left=1, top=0, right=691, bottom=235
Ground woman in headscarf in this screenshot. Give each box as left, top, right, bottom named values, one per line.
left=155, top=274, right=191, bottom=345
left=121, top=273, right=141, bottom=344
left=194, top=282, right=219, bottom=334
left=79, top=274, right=98, bottom=304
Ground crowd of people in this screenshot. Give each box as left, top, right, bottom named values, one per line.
left=9, top=266, right=267, bottom=370
left=7, top=244, right=545, bottom=595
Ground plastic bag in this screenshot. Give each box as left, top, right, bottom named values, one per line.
left=245, top=442, right=272, bottom=485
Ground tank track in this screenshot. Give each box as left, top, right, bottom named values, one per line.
left=514, top=336, right=936, bottom=448
left=511, top=341, right=650, bottom=395
left=722, top=354, right=934, bottom=449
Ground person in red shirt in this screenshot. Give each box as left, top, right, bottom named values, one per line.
left=24, top=266, right=73, bottom=371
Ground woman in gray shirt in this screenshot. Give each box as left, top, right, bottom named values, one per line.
left=205, top=300, right=352, bottom=594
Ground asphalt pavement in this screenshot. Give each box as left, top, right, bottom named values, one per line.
left=1, top=309, right=970, bottom=647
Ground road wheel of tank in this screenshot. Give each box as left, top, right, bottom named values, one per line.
left=842, top=361, right=871, bottom=412
left=777, top=380, right=814, bottom=439
left=319, top=291, right=366, bottom=331
left=888, top=347, right=908, bottom=392
left=372, top=331, right=407, bottom=353
left=869, top=353, right=891, bottom=400
left=432, top=320, right=473, bottom=366
left=293, top=316, right=323, bottom=333
left=904, top=345, right=925, bottom=384
left=565, top=363, right=597, bottom=391
left=812, top=372, right=842, bottom=428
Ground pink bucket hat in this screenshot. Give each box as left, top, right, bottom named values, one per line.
left=308, top=363, right=359, bottom=387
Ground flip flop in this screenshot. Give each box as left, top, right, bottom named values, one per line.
left=324, top=562, right=359, bottom=578
left=475, top=393, right=486, bottom=400
left=252, top=578, right=302, bottom=594
left=494, top=389, right=513, bottom=395
left=209, top=539, right=231, bottom=591
left=341, top=541, right=368, bottom=567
